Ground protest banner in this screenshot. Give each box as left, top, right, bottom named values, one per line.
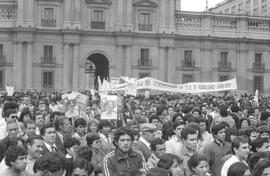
left=100, top=94, right=118, bottom=120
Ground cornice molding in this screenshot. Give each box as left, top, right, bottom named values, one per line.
left=85, top=0, right=112, bottom=5
left=133, top=0, right=158, bottom=8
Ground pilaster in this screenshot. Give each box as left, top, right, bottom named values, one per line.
left=26, top=42, right=33, bottom=89
left=72, top=44, right=79, bottom=90
left=63, top=43, right=70, bottom=90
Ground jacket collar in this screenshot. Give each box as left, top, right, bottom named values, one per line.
left=115, top=148, right=137, bottom=161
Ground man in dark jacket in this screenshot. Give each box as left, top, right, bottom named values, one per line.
left=103, top=127, right=147, bottom=176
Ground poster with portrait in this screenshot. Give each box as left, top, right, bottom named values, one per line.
left=100, top=95, right=118, bottom=120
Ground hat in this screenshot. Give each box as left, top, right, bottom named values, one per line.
left=140, top=123, right=157, bottom=132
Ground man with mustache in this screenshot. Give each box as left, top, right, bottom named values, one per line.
left=103, top=127, right=147, bottom=176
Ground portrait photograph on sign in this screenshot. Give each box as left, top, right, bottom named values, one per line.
left=100, top=95, right=118, bottom=120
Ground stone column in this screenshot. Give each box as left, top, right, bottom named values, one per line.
left=74, top=0, right=81, bottom=29
left=175, top=0, right=181, bottom=11
left=17, top=0, right=24, bottom=26
left=126, top=0, right=133, bottom=30
left=72, top=44, right=79, bottom=90
left=115, top=46, right=122, bottom=76
left=125, top=46, right=131, bottom=77
left=63, top=43, right=70, bottom=90
left=169, top=0, right=175, bottom=33
left=200, top=48, right=213, bottom=81
left=167, top=47, right=176, bottom=83
left=117, top=0, right=123, bottom=29
left=64, top=0, right=71, bottom=28
left=26, top=42, right=33, bottom=89
left=27, top=0, right=34, bottom=26
left=158, top=47, right=165, bottom=81
left=159, top=0, right=167, bottom=33
left=15, top=42, right=23, bottom=89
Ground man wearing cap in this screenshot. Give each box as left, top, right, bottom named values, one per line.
left=136, top=123, right=157, bottom=161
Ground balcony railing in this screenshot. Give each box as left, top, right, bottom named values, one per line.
left=41, top=19, right=56, bottom=27
left=41, top=56, right=56, bottom=65
left=175, top=11, right=270, bottom=40
left=253, top=63, right=265, bottom=72
left=218, top=62, right=232, bottom=72
left=0, top=55, right=6, bottom=65
left=182, top=60, right=195, bottom=68
left=91, top=21, right=105, bottom=29
left=138, top=58, right=152, bottom=67
left=138, top=24, right=153, bottom=31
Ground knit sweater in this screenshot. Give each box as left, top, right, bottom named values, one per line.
left=202, top=140, right=231, bottom=175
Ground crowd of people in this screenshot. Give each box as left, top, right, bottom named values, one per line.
left=0, top=90, right=270, bottom=176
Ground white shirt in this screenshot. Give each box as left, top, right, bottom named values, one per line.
left=44, top=142, right=58, bottom=152
left=221, top=155, right=248, bottom=176
left=165, top=136, right=182, bottom=157
left=139, top=137, right=151, bottom=149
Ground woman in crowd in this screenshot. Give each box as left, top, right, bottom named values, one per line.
left=87, top=119, right=99, bottom=134
left=227, top=162, right=251, bottom=176
left=252, top=160, right=270, bottom=176
left=157, top=153, right=184, bottom=176
left=239, top=118, right=251, bottom=130
left=188, top=154, right=210, bottom=176
left=86, top=133, right=105, bottom=171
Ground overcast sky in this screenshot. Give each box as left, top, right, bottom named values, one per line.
left=181, top=0, right=225, bottom=12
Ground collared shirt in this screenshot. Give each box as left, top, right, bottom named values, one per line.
left=139, top=137, right=151, bottom=150
left=73, top=133, right=87, bottom=146
left=44, top=142, right=58, bottom=152
left=179, top=145, right=195, bottom=176
left=165, top=135, right=182, bottom=157
left=100, top=133, right=112, bottom=144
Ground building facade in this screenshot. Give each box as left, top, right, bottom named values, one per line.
left=0, top=0, right=269, bottom=93
left=209, top=0, right=270, bottom=16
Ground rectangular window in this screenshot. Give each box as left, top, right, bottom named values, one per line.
left=182, top=74, right=194, bottom=83
left=43, top=71, right=54, bottom=89
left=184, top=50, right=192, bottom=63
left=231, top=6, right=236, bottom=13
left=262, top=0, right=267, bottom=3
left=262, top=5, right=267, bottom=13
left=44, top=8, right=54, bottom=20
left=139, top=73, right=151, bottom=78
left=43, top=45, right=53, bottom=63
left=0, top=44, right=3, bottom=57
left=141, top=13, right=150, bottom=25
left=254, top=0, right=258, bottom=5
left=140, top=48, right=150, bottom=65
left=93, top=10, right=104, bottom=22
left=225, top=8, right=230, bottom=13
left=42, top=8, right=55, bottom=27
left=0, top=70, right=4, bottom=89
left=219, top=75, right=229, bottom=81
left=254, top=8, right=259, bottom=15
left=238, top=3, right=243, bottom=11
left=91, top=10, right=105, bottom=29
left=221, top=52, right=228, bottom=64
left=255, top=53, right=262, bottom=64
left=139, top=12, right=152, bottom=31
left=254, top=76, right=263, bottom=93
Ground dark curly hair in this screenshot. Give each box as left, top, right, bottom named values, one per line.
left=71, top=158, right=94, bottom=175
left=5, top=146, right=28, bottom=167
left=76, top=146, right=93, bottom=162
left=113, top=127, right=134, bottom=147
left=252, top=159, right=270, bottom=176
left=33, top=152, right=68, bottom=173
